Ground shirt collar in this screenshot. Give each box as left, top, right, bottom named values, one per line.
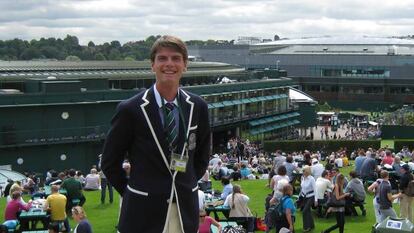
left=153, top=85, right=179, bottom=108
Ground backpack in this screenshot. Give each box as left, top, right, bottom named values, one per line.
left=404, top=174, right=414, bottom=197
left=265, top=196, right=288, bottom=228
left=222, top=225, right=246, bottom=233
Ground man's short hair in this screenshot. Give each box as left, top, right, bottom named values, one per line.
left=221, top=176, right=230, bottom=185
left=69, top=169, right=76, bottom=177
left=150, top=35, right=188, bottom=63
left=321, top=170, right=329, bottom=178
left=380, top=170, right=389, bottom=179
left=349, top=170, right=357, bottom=178
left=51, top=185, right=60, bottom=192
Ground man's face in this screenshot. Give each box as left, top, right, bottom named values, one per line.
left=152, top=47, right=187, bottom=86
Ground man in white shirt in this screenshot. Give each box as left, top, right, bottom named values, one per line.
left=315, top=171, right=333, bottom=217
left=311, top=158, right=325, bottom=180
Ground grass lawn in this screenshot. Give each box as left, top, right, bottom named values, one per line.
left=0, top=165, right=395, bottom=233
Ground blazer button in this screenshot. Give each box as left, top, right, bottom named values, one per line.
left=167, top=198, right=170, bottom=204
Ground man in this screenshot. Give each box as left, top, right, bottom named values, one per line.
left=98, top=154, right=113, bottom=204
left=102, top=35, right=210, bottom=233
left=44, top=185, right=70, bottom=232
left=61, top=169, right=86, bottom=212
left=345, top=171, right=366, bottom=216
left=220, top=177, right=233, bottom=200
left=311, top=158, right=325, bottom=180
left=273, top=150, right=285, bottom=173
left=315, top=170, right=333, bottom=217
left=399, top=164, right=413, bottom=222
left=360, top=152, right=379, bottom=182
left=354, top=150, right=367, bottom=176
left=378, top=170, right=401, bottom=222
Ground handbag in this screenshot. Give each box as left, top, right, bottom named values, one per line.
left=295, top=195, right=304, bottom=209
left=327, top=187, right=345, bottom=207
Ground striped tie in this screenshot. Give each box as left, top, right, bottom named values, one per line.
left=165, top=103, right=178, bottom=148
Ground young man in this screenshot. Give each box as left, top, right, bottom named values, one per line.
left=44, top=185, right=70, bottom=232
left=378, top=170, right=401, bottom=222
left=102, top=35, right=211, bottom=233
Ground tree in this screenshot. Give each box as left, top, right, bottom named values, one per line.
left=95, top=53, right=106, bottom=60
left=65, top=55, right=81, bottom=61
left=274, top=35, right=280, bottom=41
left=108, top=48, right=122, bottom=60
left=87, top=41, right=95, bottom=47
left=20, top=47, right=42, bottom=60
left=124, top=56, right=135, bottom=61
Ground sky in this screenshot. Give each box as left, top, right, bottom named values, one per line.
left=1, top=0, right=414, bottom=45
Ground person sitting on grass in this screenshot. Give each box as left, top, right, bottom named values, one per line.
left=198, top=209, right=222, bottom=233
left=83, top=168, right=100, bottom=191
left=72, top=206, right=92, bottom=233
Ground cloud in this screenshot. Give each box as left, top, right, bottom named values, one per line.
left=0, top=0, right=413, bottom=44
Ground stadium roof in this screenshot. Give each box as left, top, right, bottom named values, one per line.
left=258, top=36, right=414, bottom=46
left=252, top=36, right=414, bottom=55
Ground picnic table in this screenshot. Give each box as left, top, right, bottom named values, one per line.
left=205, top=204, right=230, bottom=221
left=211, top=221, right=237, bottom=233
left=18, top=208, right=49, bottom=231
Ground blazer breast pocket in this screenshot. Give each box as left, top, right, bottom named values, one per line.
left=188, top=125, right=198, bottom=151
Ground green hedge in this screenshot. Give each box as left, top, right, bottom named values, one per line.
left=394, top=140, right=414, bottom=151
left=264, top=140, right=381, bottom=153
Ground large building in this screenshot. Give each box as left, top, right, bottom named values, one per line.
left=189, top=36, right=414, bottom=111
left=0, top=61, right=309, bottom=173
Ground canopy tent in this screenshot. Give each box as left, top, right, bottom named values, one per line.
left=369, top=121, right=379, bottom=126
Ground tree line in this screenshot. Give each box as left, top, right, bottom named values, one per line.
left=0, top=35, right=235, bottom=61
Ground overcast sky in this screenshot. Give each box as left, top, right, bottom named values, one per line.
left=1, top=0, right=414, bottom=45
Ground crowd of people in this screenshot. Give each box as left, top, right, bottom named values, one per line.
left=195, top=137, right=414, bottom=233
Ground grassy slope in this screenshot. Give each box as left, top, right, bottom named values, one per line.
left=0, top=165, right=395, bottom=233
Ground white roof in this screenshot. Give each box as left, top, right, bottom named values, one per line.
left=317, top=112, right=336, bottom=115
left=258, top=36, right=414, bottom=46
left=289, top=87, right=316, bottom=103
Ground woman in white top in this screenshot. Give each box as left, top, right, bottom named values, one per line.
left=270, top=165, right=290, bottom=201
left=84, top=168, right=100, bottom=191
left=300, top=165, right=316, bottom=232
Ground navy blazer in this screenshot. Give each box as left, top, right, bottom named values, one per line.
left=102, top=86, right=210, bottom=233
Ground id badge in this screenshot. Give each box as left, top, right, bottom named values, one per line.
left=170, top=153, right=188, bottom=172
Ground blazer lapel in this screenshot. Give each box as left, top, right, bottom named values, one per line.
left=178, top=89, right=195, bottom=156
left=140, top=88, right=171, bottom=172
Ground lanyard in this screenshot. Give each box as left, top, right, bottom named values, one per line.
left=161, top=92, right=189, bottom=151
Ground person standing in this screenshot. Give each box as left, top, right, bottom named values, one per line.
left=378, top=170, right=401, bottom=222
left=98, top=154, right=113, bottom=204
left=61, top=169, right=86, bottom=212
left=399, top=164, right=413, bottom=222
left=300, top=166, right=316, bottom=232
left=101, top=35, right=211, bottom=233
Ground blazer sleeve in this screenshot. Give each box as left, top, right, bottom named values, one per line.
left=193, top=99, right=211, bottom=180
left=101, top=101, right=135, bottom=196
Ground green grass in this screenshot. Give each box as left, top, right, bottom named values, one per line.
left=0, top=166, right=394, bottom=233
left=381, top=139, right=395, bottom=149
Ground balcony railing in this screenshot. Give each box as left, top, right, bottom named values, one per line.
left=0, top=125, right=109, bottom=147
